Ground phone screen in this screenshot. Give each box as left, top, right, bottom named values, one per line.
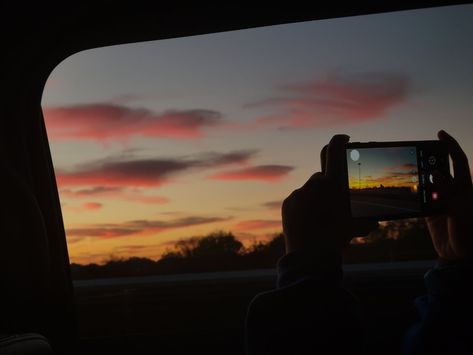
left=346, top=142, right=448, bottom=219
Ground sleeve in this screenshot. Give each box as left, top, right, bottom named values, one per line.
left=245, top=250, right=364, bottom=355
left=403, top=262, right=473, bottom=355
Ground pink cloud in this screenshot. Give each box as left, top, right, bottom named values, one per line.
left=125, top=195, right=170, bottom=204
left=61, top=187, right=170, bottom=205
left=56, top=150, right=256, bottom=188
left=82, top=202, right=103, bottom=210
left=66, top=216, right=231, bottom=239
left=262, top=200, right=282, bottom=210
left=384, top=163, right=417, bottom=172
left=234, top=219, right=281, bottom=231
left=43, top=103, right=223, bottom=141
left=209, top=165, right=293, bottom=182
left=250, top=71, right=410, bottom=128
left=62, top=186, right=122, bottom=197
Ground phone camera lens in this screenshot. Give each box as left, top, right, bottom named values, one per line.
left=428, top=156, right=436, bottom=165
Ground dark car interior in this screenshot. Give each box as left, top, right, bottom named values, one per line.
left=0, top=2, right=470, bottom=354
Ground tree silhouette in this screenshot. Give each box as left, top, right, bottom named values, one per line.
left=193, top=231, right=243, bottom=258
left=174, top=237, right=200, bottom=259
left=70, top=219, right=436, bottom=280
left=161, top=231, right=243, bottom=260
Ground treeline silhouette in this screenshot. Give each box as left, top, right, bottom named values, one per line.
left=70, top=219, right=436, bottom=280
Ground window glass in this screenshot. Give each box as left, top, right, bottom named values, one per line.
left=42, top=5, right=473, bottom=277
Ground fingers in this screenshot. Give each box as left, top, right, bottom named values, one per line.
left=438, top=130, right=472, bottom=189
left=425, top=215, right=450, bottom=258
left=325, top=134, right=350, bottom=185
left=283, top=173, right=321, bottom=211
left=425, top=215, right=447, bottom=232
left=431, top=170, right=455, bottom=198
left=301, top=172, right=325, bottom=190
left=320, top=145, right=328, bottom=174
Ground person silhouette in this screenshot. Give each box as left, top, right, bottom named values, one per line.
left=245, top=131, right=472, bottom=355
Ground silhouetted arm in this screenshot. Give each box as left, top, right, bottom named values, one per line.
left=246, top=135, right=376, bottom=355
left=403, top=262, right=473, bottom=355
left=405, top=131, right=473, bottom=354
left=246, top=250, right=363, bottom=355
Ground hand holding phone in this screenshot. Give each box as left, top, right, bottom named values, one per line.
left=282, top=135, right=377, bottom=255
left=425, top=130, right=473, bottom=262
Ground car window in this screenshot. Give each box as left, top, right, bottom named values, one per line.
left=41, top=4, right=473, bottom=346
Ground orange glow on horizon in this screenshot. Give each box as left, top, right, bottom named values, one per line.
left=348, top=175, right=417, bottom=191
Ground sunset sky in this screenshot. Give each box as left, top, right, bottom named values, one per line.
left=41, top=4, right=473, bottom=264
left=347, top=147, right=418, bottom=190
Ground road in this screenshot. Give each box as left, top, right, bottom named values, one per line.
left=73, top=259, right=435, bottom=353
left=73, top=259, right=435, bottom=288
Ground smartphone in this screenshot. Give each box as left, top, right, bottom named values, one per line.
left=345, top=140, right=450, bottom=220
